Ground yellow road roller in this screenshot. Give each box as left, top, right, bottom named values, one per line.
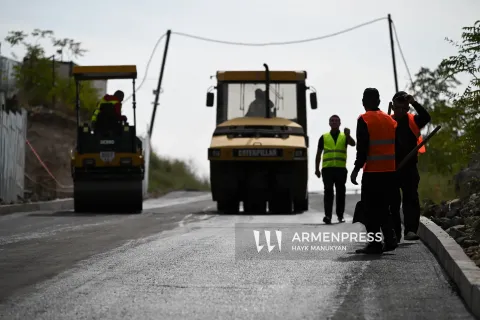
left=206, top=63, right=317, bottom=214
left=71, top=65, right=144, bottom=213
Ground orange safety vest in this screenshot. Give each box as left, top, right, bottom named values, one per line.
left=391, top=113, right=426, bottom=154
left=360, top=110, right=397, bottom=172
left=407, top=113, right=426, bottom=153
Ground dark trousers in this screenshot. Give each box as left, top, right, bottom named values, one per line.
left=390, top=165, right=421, bottom=235
left=322, top=167, right=347, bottom=218
left=361, top=172, right=396, bottom=246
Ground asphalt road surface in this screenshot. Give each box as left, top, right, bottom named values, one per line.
left=0, top=191, right=475, bottom=320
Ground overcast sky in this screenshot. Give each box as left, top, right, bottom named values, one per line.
left=1, top=0, right=479, bottom=191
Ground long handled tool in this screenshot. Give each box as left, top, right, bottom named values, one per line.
left=352, top=125, right=442, bottom=224
left=396, top=125, right=441, bottom=170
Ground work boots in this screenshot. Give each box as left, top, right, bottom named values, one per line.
left=382, top=228, right=398, bottom=252
left=383, top=238, right=398, bottom=252
left=355, top=242, right=383, bottom=254
left=356, top=233, right=398, bottom=254
left=323, top=216, right=344, bottom=224
left=404, top=232, right=420, bottom=240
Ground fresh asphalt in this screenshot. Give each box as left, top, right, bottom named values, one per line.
left=0, top=191, right=475, bottom=319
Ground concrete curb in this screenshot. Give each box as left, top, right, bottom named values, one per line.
left=0, top=199, right=73, bottom=216
left=418, top=216, right=480, bottom=319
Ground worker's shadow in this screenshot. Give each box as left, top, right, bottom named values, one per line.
left=28, top=210, right=129, bottom=217
left=396, top=242, right=417, bottom=248
left=193, top=210, right=305, bottom=216
left=336, top=251, right=396, bottom=262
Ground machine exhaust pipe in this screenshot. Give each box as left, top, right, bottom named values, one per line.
left=263, top=63, right=271, bottom=118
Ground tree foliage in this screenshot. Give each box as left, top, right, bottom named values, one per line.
left=411, top=20, right=480, bottom=175
left=439, top=21, right=480, bottom=155
left=4, top=28, right=99, bottom=113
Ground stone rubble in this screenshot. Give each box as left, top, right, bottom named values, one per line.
left=423, top=153, right=480, bottom=268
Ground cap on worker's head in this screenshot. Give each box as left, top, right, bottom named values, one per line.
left=114, top=90, right=125, bottom=101
left=363, top=88, right=380, bottom=101
left=392, top=91, right=407, bottom=101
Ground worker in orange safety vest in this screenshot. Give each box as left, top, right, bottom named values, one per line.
left=351, top=88, right=398, bottom=254
left=389, top=91, right=431, bottom=242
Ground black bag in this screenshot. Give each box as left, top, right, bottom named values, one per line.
left=352, top=200, right=366, bottom=225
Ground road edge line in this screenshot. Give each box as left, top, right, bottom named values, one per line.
left=0, top=193, right=212, bottom=216
left=0, top=199, right=74, bottom=216
left=418, top=216, right=480, bottom=319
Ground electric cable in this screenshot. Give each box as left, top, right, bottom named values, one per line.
left=172, top=16, right=387, bottom=46
left=123, top=33, right=167, bottom=102
left=391, top=21, right=414, bottom=89
left=129, top=16, right=388, bottom=100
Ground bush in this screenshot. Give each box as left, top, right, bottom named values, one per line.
left=419, top=172, right=456, bottom=205
left=148, top=152, right=210, bottom=195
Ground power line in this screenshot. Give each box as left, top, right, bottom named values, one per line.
left=172, top=16, right=387, bottom=46
left=391, top=21, right=414, bottom=89
left=126, top=16, right=391, bottom=102
left=123, top=33, right=167, bottom=102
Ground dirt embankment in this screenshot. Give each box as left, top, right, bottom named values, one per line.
left=24, top=107, right=77, bottom=201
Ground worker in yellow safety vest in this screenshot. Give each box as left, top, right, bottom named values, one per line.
left=315, top=115, right=356, bottom=224
left=91, top=90, right=127, bottom=128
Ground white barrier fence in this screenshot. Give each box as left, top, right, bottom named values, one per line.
left=141, top=130, right=151, bottom=198
left=0, top=100, right=27, bottom=204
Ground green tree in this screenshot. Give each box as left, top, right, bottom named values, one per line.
left=410, top=20, right=480, bottom=174
left=409, top=20, right=480, bottom=204
left=410, top=66, right=464, bottom=174
left=4, top=28, right=99, bottom=113
left=438, top=20, right=480, bottom=158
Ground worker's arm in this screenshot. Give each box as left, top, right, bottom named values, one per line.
left=269, top=100, right=276, bottom=116
left=347, top=134, right=356, bottom=146
left=315, top=136, right=324, bottom=172
left=114, top=103, right=126, bottom=121
left=353, top=117, right=369, bottom=172
left=412, top=100, right=431, bottom=129
left=114, top=103, right=122, bottom=118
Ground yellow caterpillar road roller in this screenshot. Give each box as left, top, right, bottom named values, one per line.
left=205, top=63, right=318, bottom=214
left=71, top=65, right=144, bottom=213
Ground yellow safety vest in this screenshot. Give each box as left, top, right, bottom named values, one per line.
left=322, top=132, right=347, bottom=168
left=91, top=97, right=120, bottom=123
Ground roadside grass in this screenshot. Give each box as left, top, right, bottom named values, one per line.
left=148, top=152, right=210, bottom=197
left=419, top=171, right=456, bottom=206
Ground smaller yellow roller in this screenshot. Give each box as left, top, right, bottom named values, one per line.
left=70, top=65, right=144, bottom=213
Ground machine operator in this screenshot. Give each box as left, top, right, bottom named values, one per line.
left=91, top=90, right=128, bottom=129
left=245, top=89, right=275, bottom=117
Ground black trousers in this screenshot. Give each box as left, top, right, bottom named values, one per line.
left=390, top=165, right=421, bottom=235
left=322, top=167, right=347, bottom=218
left=361, top=172, right=396, bottom=245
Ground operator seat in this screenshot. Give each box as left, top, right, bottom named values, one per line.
left=94, top=103, right=122, bottom=136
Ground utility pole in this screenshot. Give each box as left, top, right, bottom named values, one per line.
left=52, top=55, right=55, bottom=109
left=149, top=30, right=172, bottom=137
left=388, top=14, right=399, bottom=115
